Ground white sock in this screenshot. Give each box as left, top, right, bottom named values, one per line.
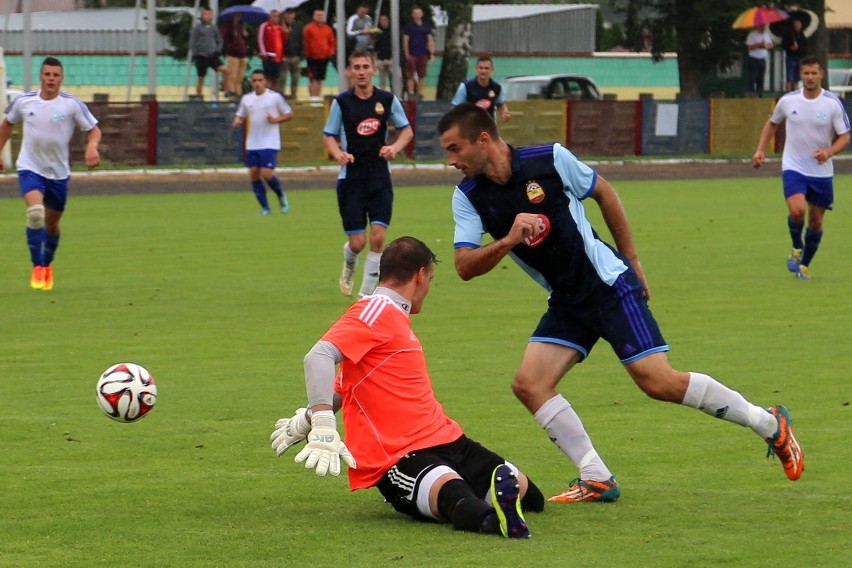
left=682, top=372, right=778, bottom=439
left=343, top=242, right=359, bottom=270
left=358, top=251, right=382, bottom=296
left=534, top=394, right=612, bottom=481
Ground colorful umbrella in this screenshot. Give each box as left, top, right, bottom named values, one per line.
left=732, top=6, right=789, bottom=29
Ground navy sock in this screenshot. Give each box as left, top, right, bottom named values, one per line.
left=266, top=176, right=284, bottom=200
left=26, top=227, right=45, bottom=266
left=788, top=216, right=804, bottom=249
left=44, top=231, right=60, bottom=266
left=251, top=180, right=269, bottom=209
left=801, top=229, right=822, bottom=267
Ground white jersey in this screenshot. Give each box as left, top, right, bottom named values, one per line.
left=4, top=90, right=98, bottom=180
left=770, top=89, right=850, bottom=177
left=235, top=89, right=292, bottom=151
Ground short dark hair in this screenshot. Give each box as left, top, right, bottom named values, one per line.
left=799, top=55, right=822, bottom=69
left=284, top=8, right=295, bottom=13
left=477, top=56, right=493, bottom=65
left=348, top=49, right=372, bottom=65
left=251, top=69, right=265, bottom=76
left=41, top=56, right=62, bottom=70
left=379, top=237, right=437, bottom=285
left=437, top=103, right=498, bottom=142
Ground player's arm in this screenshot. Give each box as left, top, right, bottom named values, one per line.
left=497, top=103, right=511, bottom=123
left=379, top=98, right=413, bottom=160
left=0, top=118, right=15, bottom=172
left=84, top=125, right=102, bottom=169
left=752, top=119, right=780, bottom=168
left=589, top=176, right=650, bottom=300
left=815, top=131, right=851, bottom=165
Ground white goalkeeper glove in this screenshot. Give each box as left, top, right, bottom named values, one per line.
left=270, top=408, right=312, bottom=456
left=294, top=410, right=356, bottom=477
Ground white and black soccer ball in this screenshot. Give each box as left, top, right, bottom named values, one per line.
left=96, top=363, right=158, bottom=423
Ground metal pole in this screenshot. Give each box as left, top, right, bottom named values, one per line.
left=183, top=0, right=201, bottom=100
left=128, top=0, right=142, bottom=102
left=147, top=0, right=157, bottom=96
left=390, top=0, right=401, bottom=98
left=22, top=0, right=31, bottom=91
left=209, top=0, right=219, bottom=101
left=336, top=0, right=346, bottom=92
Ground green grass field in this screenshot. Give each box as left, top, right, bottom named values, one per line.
left=1, top=177, right=850, bottom=567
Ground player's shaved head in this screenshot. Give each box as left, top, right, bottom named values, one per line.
left=437, top=103, right=498, bottom=143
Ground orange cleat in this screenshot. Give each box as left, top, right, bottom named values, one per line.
left=30, top=266, right=46, bottom=290
left=766, top=405, right=804, bottom=481
left=42, top=266, right=54, bottom=291
left=548, top=476, right=620, bottom=503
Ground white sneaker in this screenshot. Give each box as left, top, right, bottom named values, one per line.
left=339, top=261, right=356, bottom=296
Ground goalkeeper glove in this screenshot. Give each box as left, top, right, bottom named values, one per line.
left=294, top=410, right=357, bottom=477
left=270, top=408, right=312, bottom=456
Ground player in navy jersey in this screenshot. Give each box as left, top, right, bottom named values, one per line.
left=323, top=50, right=413, bottom=298
left=451, top=56, right=510, bottom=123
left=0, top=56, right=101, bottom=291
left=436, top=103, right=804, bottom=502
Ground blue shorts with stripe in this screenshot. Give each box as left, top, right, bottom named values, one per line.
left=782, top=170, right=834, bottom=210
left=336, top=175, right=393, bottom=234
left=18, top=170, right=70, bottom=211
left=532, top=271, right=669, bottom=364
left=245, top=149, right=278, bottom=170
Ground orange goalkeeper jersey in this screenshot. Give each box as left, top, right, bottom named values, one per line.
left=323, top=294, right=464, bottom=490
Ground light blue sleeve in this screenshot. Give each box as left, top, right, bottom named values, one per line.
left=553, top=143, right=597, bottom=199
left=452, top=187, right=485, bottom=248
left=495, top=87, right=506, bottom=105
left=389, top=96, right=410, bottom=128
left=451, top=84, right=466, bottom=106
left=323, top=100, right=342, bottom=136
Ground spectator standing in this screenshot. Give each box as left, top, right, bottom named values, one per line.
left=746, top=24, right=773, bottom=97
left=303, top=9, right=336, bottom=101
left=451, top=56, right=510, bottom=123
left=221, top=12, right=249, bottom=99
left=374, top=14, right=394, bottom=91
left=402, top=6, right=434, bottom=100
left=258, top=10, right=285, bottom=92
left=190, top=7, right=227, bottom=98
left=346, top=3, right=374, bottom=58
left=782, top=18, right=807, bottom=92
left=281, top=8, right=303, bottom=100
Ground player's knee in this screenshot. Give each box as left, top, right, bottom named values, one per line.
left=26, top=204, right=45, bottom=229
left=511, top=373, right=538, bottom=404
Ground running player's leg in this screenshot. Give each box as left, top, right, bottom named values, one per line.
left=358, top=179, right=392, bottom=297
left=20, top=171, right=47, bottom=288
left=783, top=171, right=807, bottom=271
left=798, top=176, right=832, bottom=276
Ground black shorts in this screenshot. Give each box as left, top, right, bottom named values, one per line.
left=306, top=58, right=330, bottom=81
left=194, top=54, right=224, bottom=77
left=262, top=58, right=281, bottom=80
left=336, top=175, right=393, bottom=234
left=375, top=435, right=507, bottom=520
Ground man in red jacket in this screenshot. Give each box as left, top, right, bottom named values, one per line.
left=257, top=10, right=285, bottom=92
left=302, top=9, right=336, bottom=100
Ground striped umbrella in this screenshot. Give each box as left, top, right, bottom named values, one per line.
left=732, top=6, right=789, bottom=29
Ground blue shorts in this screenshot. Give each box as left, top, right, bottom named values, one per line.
left=532, top=272, right=669, bottom=364
left=782, top=170, right=834, bottom=209
left=245, top=149, right=278, bottom=170
left=18, top=170, right=70, bottom=212
left=336, top=176, right=393, bottom=234
left=785, top=57, right=801, bottom=83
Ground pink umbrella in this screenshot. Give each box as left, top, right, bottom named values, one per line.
left=732, top=6, right=789, bottom=29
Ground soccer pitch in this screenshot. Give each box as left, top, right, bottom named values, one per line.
left=1, top=177, right=850, bottom=567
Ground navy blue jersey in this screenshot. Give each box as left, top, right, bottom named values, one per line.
left=453, top=144, right=634, bottom=304
left=451, top=79, right=505, bottom=118
left=323, top=88, right=409, bottom=180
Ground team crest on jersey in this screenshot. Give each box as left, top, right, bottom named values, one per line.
left=357, top=118, right=381, bottom=136
left=475, top=99, right=492, bottom=110
left=52, top=111, right=66, bottom=122
left=488, top=90, right=495, bottom=98
left=526, top=180, right=545, bottom=203
left=816, top=110, right=828, bottom=124
left=374, top=102, right=385, bottom=115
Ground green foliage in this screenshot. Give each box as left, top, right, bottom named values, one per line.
left=1, top=179, right=850, bottom=566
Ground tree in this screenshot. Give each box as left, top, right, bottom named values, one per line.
left=616, top=0, right=828, bottom=97
left=435, top=0, right=472, bottom=100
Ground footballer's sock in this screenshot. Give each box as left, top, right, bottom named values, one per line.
left=534, top=394, right=613, bottom=481
left=437, top=479, right=497, bottom=534
left=26, top=227, right=45, bottom=266
left=251, top=180, right=269, bottom=209
left=788, top=216, right=804, bottom=249
left=43, top=231, right=60, bottom=266
left=682, top=372, right=777, bottom=438
left=343, top=241, right=359, bottom=268
left=358, top=251, right=381, bottom=296
left=266, top=176, right=284, bottom=200
left=801, top=228, right=822, bottom=267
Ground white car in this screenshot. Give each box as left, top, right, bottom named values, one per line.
left=828, top=68, right=852, bottom=98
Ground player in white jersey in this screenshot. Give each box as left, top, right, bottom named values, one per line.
left=233, top=70, right=294, bottom=215
left=0, top=57, right=101, bottom=291
left=752, top=55, right=850, bottom=279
